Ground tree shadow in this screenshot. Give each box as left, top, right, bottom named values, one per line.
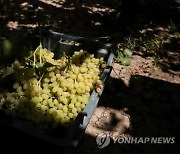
left=0, top=0, right=179, bottom=73
left=77, top=75, right=180, bottom=154
left=0, top=0, right=180, bottom=153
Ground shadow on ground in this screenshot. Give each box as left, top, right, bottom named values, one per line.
left=0, top=0, right=179, bottom=74
left=77, top=75, right=180, bottom=154
left=0, top=1, right=180, bottom=153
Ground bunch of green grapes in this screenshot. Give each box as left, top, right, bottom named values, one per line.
left=1, top=48, right=107, bottom=129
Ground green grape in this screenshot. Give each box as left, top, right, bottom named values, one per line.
left=62, top=92, right=70, bottom=97
left=77, top=96, right=82, bottom=103
left=54, top=115, right=60, bottom=123
left=70, top=94, right=75, bottom=100
left=43, top=78, right=50, bottom=83
left=64, top=116, right=70, bottom=123
left=75, top=102, right=80, bottom=108
left=36, top=103, right=41, bottom=109
left=18, top=91, right=24, bottom=96
left=58, top=103, right=63, bottom=110
left=43, top=88, right=50, bottom=94
left=49, top=71, right=55, bottom=78
left=14, top=99, right=19, bottom=106
left=77, top=107, right=82, bottom=112
left=78, top=82, right=85, bottom=90
left=85, top=86, right=90, bottom=92
left=77, top=74, right=84, bottom=82
left=56, top=73, right=61, bottom=79
left=80, top=103, right=85, bottom=109
left=49, top=102, right=54, bottom=107
left=52, top=109, right=57, bottom=118
left=58, top=76, right=65, bottom=82
left=23, top=83, right=28, bottom=90
left=96, top=88, right=101, bottom=93
left=31, top=78, right=38, bottom=85
left=42, top=94, right=49, bottom=100
left=47, top=98, right=52, bottom=103
left=68, top=103, right=74, bottom=109
left=42, top=100, right=48, bottom=106
left=73, top=67, right=79, bottom=75
left=16, top=86, right=22, bottom=93
left=57, top=88, right=63, bottom=96
left=71, top=89, right=76, bottom=94
left=2, top=48, right=107, bottom=129
left=42, top=83, right=49, bottom=89
left=53, top=99, right=59, bottom=106
left=13, top=82, right=19, bottom=89
left=76, top=88, right=82, bottom=94
left=80, top=67, right=88, bottom=73
left=52, top=86, right=58, bottom=93
left=71, top=97, right=77, bottom=104
left=68, top=112, right=73, bottom=119
left=41, top=105, right=47, bottom=112
left=66, top=78, right=74, bottom=84
left=60, top=118, right=66, bottom=124
left=62, top=106, right=68, bottom=113
left=60, top=97, right=68, bottom=105
left=72, top=107, right=77, bottom=114
left=73, top=112, right=78, bottom=120
left=51, top=76, right=56, bottom=82
left=69, top=73, right=76, bottom=80
left=57, top=110, right=64, bottom=118
left=48, top=108, right=53, bottom=114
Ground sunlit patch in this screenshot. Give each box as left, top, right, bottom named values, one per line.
left=20, top=2, right=29, bottom=7
left=63, top=7, right=76, bottom=10
left=20, top=24, right=38, bottom=28
left=139, top=28, right=153, bottom=34
left=39, top=0, right=65, bottom=8
left=82, top=4, right=116, bottom=15
left=20, top=2, right=33, bottom=10
left=110, top=63, right=131, bottom=86
left=7, top=21, right=19, bottom=30
left=139, top=26, right=171, bottom=34
left=86, top=107, right=130, bottom=137
left=7, top=21, right=38, bottom=30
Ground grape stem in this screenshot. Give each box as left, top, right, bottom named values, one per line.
left=39, top=43, right=42, bottom=65
left=37, top=73, right=44, bottom=88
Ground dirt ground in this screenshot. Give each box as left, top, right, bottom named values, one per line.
left=77, top=56, right=180, bottom=154
left=0, top=0, right=180, bottom=154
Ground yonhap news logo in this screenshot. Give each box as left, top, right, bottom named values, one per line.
left=96, top=133, right=111, bottom=148
left=96, top=133, right=175, bottom=148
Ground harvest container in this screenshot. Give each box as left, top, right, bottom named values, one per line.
left=0, top=30, right=115, bottom=153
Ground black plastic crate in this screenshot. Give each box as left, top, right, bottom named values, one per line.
left=0, top=30, right=115, bottom=153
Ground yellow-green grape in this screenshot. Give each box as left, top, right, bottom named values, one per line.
left=75, top=102, right=80, bottom=108
left=68, top=112, right=73, bottom=119
left=68, top=103, right=74, bottom=109
left=80, top=103, right=85, bottom=109
left=78, top=74, right=84, bottom=82
left=13, top=82, right=19, bottom=89
left=80, top=67, right=88, bottom=73
left=96, top=88, right=101, bottom=93
left=3, top=48, right=107, bottom=129
left=42, top=94, right=49, bottom=100
left=43, top=78, right=50, bottom=83
left=72, top=107, right=77, bottom=114
left=77, top=107, right=81, bottom=112
left=49, top=71, right=55, bottom=78
left=62, top=105, right=68, bottom=113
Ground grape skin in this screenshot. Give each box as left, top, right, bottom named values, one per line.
left=1, top=49, right=106, bottom=129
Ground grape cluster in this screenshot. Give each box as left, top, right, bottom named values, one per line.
left=1, top=47, right=106, bottom=129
